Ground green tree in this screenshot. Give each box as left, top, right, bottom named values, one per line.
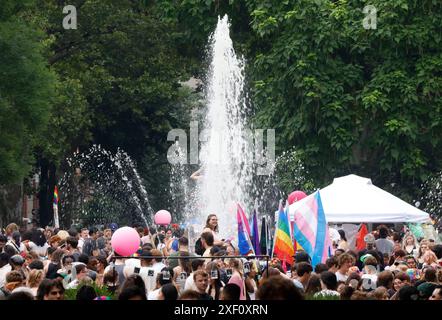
left=246, top=0, right=442, bottom=197
left=31, top=0, right=200, bottom=218
left=0, top=0, right=56, bottom=185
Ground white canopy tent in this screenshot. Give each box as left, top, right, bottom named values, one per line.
left=288, top=174, right=431, bottom=224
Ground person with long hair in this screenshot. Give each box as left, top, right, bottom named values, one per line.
left=203, top=214, right=224, bottom=247
left=417, top=240, right=430, bottom=266
left=227, top=258, right=246, bottom=300
left=337, top=230, right=349, bottom=251
left=205, top=261, right=224, bottom=300
left=4, top=223, right=19, bottom=240
left=173, top=251, right=192, bottom=293
left=158, top=283, right=178, bottom=300
left=422, top=250, right=439, bottom=269
left=95, top=256, right=108, bottom=286
left=30, top=229, right=49, bottom=257
left=26, top=269, right=45, bottom=297
left=119, top=274, right=147, bottom=299
left=245, top=261, right=258, bottom=300
left=402, top=233, right=419, bottom=257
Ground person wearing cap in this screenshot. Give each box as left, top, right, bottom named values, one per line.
left=109, top=223, right=118, bottom=233
left=417, top=282, right=437, bottom=300
left=364, top=233, right=376, bottom=249
left=356, top=233, right=382, bottom=270
left=9, top=254, right=27, bottom=280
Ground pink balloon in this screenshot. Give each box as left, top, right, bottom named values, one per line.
left=111, top=227, right=140, bottom=256
left=288, top=190, right=307, bottom=205
left=154, top=210, right=172, bottom=225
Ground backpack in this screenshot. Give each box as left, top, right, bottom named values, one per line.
left=194, top=238, right=204, bottom=256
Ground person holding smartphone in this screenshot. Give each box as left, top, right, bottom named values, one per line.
left=172, top=251, right=192, bottom=293
left=205, top=261, right=224, bottom=300
left=227, top=258, right=246, bottom=300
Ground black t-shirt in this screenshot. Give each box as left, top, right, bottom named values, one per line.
left=198, top=292, right=213, bottom=300
left=46, top=262, right=61, bottom=279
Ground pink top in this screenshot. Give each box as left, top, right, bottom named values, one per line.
left=228, top=273, right=246, bottom=300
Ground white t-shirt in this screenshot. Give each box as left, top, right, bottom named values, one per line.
left=78, top=238, right=85, bottom=252
left=292, top=279, right=305, bottom=292
left=184, top=272, right=198, bottom=291
left=141, top=235, right=151, bottom=245
left=148, top=288, right=160, bottom=300
left=0, top=264, right=12, bottom=288
left=361, top=274, right=378, bottom=290
left=34, top=243, right=49, bottom=257
left=157, top=243, right=166, bottom=252
left=335, top=271, right=348, bottom=282
left=139, top=266, right=158, bottom=293
left=248, top=279, right=258, bottom=300
left=203, top=247, right=212, bottom=258
left=203, top=228, right=220, bottom=243
left=152, top=262, right=166, bottom=274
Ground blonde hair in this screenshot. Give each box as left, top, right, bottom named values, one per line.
left=423, top=250, right=438, bottom=264
left=27, top=269, right=45, bottom=288
left=5, top=223, right=19, bottom=235
left=402, top=233, right=418, bottom=250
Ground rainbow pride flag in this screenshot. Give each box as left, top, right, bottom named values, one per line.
left=53, top=186, right=59, bottom=206
left=272, top=201, right=294, bottom=265
left=292, top=191, right=332, bottom=267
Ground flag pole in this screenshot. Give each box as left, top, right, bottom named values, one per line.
left=270, top=199, right=282, bottom=260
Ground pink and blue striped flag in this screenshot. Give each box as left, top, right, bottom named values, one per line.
left=237, top=204, right=254, bottom=256
left=238, top=203, right=251, bottom=239
left=292, top=191, right=332, bottom=267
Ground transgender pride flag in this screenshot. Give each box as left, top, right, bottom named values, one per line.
left=292, top=191, right=332, bottom=267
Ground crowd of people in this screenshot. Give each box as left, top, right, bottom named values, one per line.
left=0, top=215, right=441, bottom=301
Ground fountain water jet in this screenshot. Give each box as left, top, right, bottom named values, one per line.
left=59, top=145, right=153, bottom=227
left=197, top=15, right=255, bottom=238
